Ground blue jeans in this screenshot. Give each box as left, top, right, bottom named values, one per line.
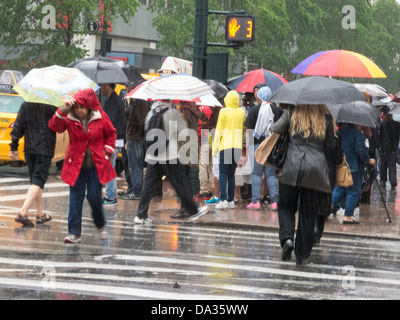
left=331, top=171, right=361, bottom=217
left=69, top=167, right=105, bottom=236
left=219, top=149, right=240, bottom=202
left=105, top=147, right=120, bottom=200
left=127, top=140, right=144, bottom=196
left=252, top=144, right=279, bottom=203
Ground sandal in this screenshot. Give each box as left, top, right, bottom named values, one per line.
left=15, top=214, right=34, bottom=227
left=36, top=214, right=52, bottom=224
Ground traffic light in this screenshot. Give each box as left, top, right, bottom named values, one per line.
left=225, top=15, right=255, bottom=42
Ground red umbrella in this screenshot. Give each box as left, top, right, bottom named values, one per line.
left=226, top=68, right=288, bottom=93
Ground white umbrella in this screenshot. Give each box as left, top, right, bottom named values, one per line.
left=126, top=74, right=215, bottom=102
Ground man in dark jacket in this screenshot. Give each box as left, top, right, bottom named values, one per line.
left=9, top=102, right=57, bottom=227
left=378, top=113, right=400, bottom=190
left=122, top=98, right=150, bottom=200
left=101, top=83, right=127, bottom=204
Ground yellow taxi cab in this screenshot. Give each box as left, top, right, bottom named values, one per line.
left=0, top=70, right=69, bottom=167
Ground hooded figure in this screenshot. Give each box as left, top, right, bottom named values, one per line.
left=49, top=88, right=116, bottom=187
left=49, top=88, right=117, bottom=244
left=212, top=90, right=246, bottom=210
left=212, top=90, right=245, bottom=156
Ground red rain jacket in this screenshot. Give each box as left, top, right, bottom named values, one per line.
left=49, top=88, right=117, bottom=187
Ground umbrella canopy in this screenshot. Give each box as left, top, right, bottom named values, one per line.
left=126, top=74, right=215, bottom=102
left=269, top=76, right=367, bottom=106
left=291, top=50, right=387, bottom=78
left=226, top=68, right=288, bottom=93
left=68, top=56, right=144, bottom=85
left=328, top=101, right=381, bottom=128
left=203, top=79, right=228, bottom=100
left=353, top=83, right=389, bottom=98
left=13, top=65, right=99, bottom=107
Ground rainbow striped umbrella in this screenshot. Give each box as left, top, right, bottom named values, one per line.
left=291, top=50, right=386, bottom=78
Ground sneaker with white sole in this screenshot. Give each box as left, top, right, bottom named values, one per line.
left=228, top=201, right=235, bottom=208
left=134, top=216, right=152, bottom=224
left=188, top=206, right=209, bottom=222
left=64, top=234, right=81, bottom=244
left=247, top=201, right=261, bottom=210
left=205, top=196, right=220, bottom=205
left=215, top=200, right=228, bottom=210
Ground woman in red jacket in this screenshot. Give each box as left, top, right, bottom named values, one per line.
left=49, top=88, right=117, bottom=243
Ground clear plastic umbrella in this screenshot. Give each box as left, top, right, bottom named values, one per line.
left=13, top=65, right=99, bottom=107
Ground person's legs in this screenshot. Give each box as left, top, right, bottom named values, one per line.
left=295, top=188, right=319, bottom=262
left=166, top=162, right=198, bottom=215
left=379, top=152, right=388, bottom=185
left=251, top=145, right=263, bottom=203
left=86, top=167, right=106, bottom=230
left=264, top=165, right=279, bottom=203
left=68, top=168, right=87, bottom=236
left=105, top=148, right=119, bottom=201
left=137, top=163, right=161, bottom=219
left=127, top=140, right=144, bottom=196
left=278, top=183, right=298, bottom=245
left=219, top=150, right=227, bottom=201
left=344, top=171, right=361, bottom=218
left=388, top=152, right=397, bottom=188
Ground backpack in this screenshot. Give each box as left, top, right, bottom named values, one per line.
left=144, top=107, right=169, bottom=156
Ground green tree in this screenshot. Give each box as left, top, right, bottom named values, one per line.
left=0, top=0, right=140, bottom=69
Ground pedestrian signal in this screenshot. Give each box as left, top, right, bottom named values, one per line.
left=225, top=15, right=255, bottom=42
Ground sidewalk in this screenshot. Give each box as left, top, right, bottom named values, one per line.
left=118, top=180, right=400, bottom=241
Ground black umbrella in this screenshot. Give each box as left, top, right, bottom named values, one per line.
left=204, top=79, right=228, bottom=100
left=67, top=56, right=144, bottom=85
left=328, top=101, right=381, bottom=128
left=269, top=76, right=366, bottom=105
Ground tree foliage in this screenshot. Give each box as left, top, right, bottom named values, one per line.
left=149, top=0, right=400, bottom=93
left=0, top=0, right=140, bottom=69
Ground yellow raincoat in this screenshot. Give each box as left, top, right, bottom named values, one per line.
left=212, top=90, right=245, bottom=156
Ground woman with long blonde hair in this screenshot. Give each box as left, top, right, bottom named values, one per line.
left=271, top=104, right=339, bottom=265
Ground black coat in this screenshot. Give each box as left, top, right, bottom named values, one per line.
left=103, top=92, right=127, bottom=140
left=10, top=102, right=57, bottom=156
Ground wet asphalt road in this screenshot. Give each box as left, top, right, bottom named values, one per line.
left=0, top=169, right=400, bottom=300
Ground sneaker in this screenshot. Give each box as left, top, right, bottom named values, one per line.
left=247, top=201, right=261, bottom=210
left=103, top=198, right=117, bottom=205
left=64, top=234, right=81, bottom=244
left=354, top=207, right=360, bottom=216
left=227, top=201, right=235, bottom=209
left=134, top=216, right=152, bottom=224
left=122, top=193, right=141, bottom=200
left=205, top=196, right=220, bottom=205
left=215, top=200, right=228, bottom=210
left=188, top=206, right=209, bottom=222
left=270, top=202, right=278, bottom=211
left=336, top=208, right=345, bottom=216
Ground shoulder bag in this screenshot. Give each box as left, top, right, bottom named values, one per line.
left=335, top=155, right=353, bottom=187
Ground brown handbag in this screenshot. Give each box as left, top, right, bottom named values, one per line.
left=335, top=155, right=353, bottom=187
left=254, top=132, right=280, bottom=166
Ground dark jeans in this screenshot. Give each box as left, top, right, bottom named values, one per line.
left=68, top=167, right=105, bottom=236
left=278, top=183, right=324, bottom=261
left=379, top=151, right=397, bottom=188
left=127, top=140, right=144, bottom=196
left=219, top=148, right=241, bottom=202
left=137, top=161, right=198, bottom=218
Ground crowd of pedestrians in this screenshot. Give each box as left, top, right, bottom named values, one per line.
left=8, top=79, right=399, bottom=264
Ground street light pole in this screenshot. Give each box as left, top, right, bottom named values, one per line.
left=192, top=0, right=208, bottom=79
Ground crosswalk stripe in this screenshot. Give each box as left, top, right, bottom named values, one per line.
left=0, top=182, right=67, bottom=191
left=0, top=191, right=70, bottom=202
left=0, top=277, right=247, bottom=300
